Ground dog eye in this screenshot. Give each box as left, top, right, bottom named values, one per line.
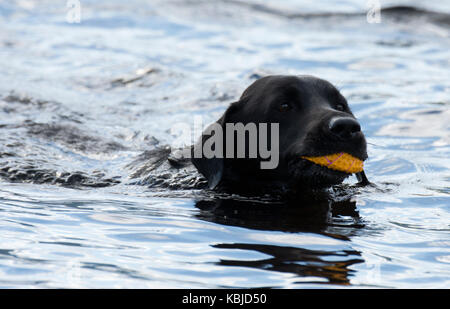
left=335, top=104, right=345, bottom=111
left=278, top=103, right=292, bottom=112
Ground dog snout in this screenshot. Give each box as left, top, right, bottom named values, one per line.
left=328, top=116, right=361, bottom=140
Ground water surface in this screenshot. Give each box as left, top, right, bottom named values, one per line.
left=0, top=0, right=449, bottom=288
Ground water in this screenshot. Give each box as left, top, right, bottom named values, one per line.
left=0, top=0, right=449, bottom=288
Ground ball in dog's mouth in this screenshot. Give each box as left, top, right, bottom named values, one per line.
left=301, top=152, right=364, bottom=174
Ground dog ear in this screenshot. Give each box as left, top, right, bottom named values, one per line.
left=191, top=120, right=224, bottom=189
left=191, top=100, right=243, bottom=189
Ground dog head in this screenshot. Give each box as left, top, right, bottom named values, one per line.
left=192, top=75, right=367, bottom=191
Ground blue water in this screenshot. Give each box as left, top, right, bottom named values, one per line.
left=0, top=0, right=449, bottom=288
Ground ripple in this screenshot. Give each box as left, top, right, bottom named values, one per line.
left=0, top=0, right=449, bottom=288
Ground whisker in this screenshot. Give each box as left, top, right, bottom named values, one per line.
left=366, top=142, right=381, bottom=147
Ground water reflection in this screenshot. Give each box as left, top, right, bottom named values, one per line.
left=195, top=191, right=365, bottom=285
left=213, top=243, right=363, bottom=285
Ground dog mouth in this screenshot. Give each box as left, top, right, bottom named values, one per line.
left=287, top=151, right=367, bottom=188
left=300, top=152, right=364, bottom=174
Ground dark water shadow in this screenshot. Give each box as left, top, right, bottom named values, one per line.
left=194, top=190, right=367, bottom=286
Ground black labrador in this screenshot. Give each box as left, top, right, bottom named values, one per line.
left=191, top=75, right=368, bottom=194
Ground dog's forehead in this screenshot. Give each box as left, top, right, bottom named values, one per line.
left=253, top=75, right=338, bottom=96
left=240, top=75, right=343, bottom=107
left=284, top=75, right=338, bottom=93
left=267, top=76, right=340, bottom=105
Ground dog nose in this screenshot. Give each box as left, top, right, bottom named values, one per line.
left=328, top=117, right=361, bottom=139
